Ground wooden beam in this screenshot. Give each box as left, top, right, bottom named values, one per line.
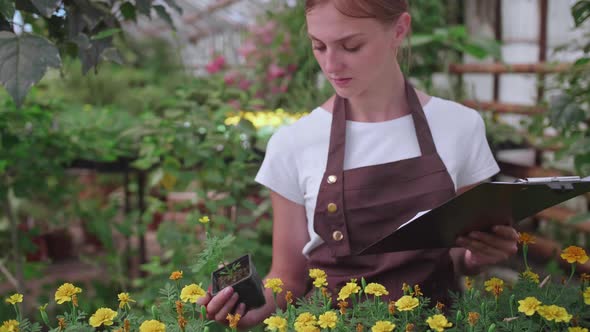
left=462, top=100, right=546, bottom=114
left=449, top=62, right=571, bottom=74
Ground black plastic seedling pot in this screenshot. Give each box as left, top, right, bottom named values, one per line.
left=211, top=254, right=266, bottom=310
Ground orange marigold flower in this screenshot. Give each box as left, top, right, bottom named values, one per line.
left=338, top=300, right=348, bottom=315
left=561, top=246, right=589, bottom=264
left=169, top=271, right=183, bottom=280
left=468, top=312, right=480, bottom=326
left=405, top=323, right=415, bottom=332
left=285, top=291, right=293, bottom=304
left=226, top=313, right=241, bottom=329
left=388, top=301, right=396, bottom=315
left=436, top=302, right=445, bottom=312
left=517, top=232, right=536, bottom=245
left=464, top=276, right=473, bottom=291
left=124, top=319, right=131, bottom=332
left=356, top=323, right=364, bottom=332
left=58, top=318, right=67, bottom=331
left=581, top=273, right=590, bottom=283
left=178, top=316, right=187, bottom=330
left=175, top=301, right=183, bottom=315
left=413, top=285, right=423, bottom=297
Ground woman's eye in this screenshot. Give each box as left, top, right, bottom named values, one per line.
left=312, top=44, right=326, bottom=51
left=343, top=45, right=361, bottom=52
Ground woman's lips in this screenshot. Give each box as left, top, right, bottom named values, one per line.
left=332, top=77, right=352, bottom=87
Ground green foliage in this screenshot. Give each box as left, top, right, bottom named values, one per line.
left=543, top=0, right=590, bottom=176
left=0, top=0, right=181, bottom=106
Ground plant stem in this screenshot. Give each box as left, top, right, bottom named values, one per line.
left=554, top=264, right=576, bottom=302
left=522, top=245, right=529, bottom=270
left=4, top=194, right=25, bottom=295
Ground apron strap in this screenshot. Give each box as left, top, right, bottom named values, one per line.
left=326, top=78, right=437, bottom=174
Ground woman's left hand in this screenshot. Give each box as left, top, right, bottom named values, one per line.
left=456, top=225, right=519, bottom=273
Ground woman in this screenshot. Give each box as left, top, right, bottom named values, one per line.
left=198, top=0, right=519, bottom=328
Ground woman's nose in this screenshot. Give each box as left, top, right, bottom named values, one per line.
left=324, top=49, right=344, bottom=74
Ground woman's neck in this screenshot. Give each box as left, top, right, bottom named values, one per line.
left=346, top=63, right=409, bottom=122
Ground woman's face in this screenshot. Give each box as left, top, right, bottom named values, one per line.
left=306, top=2, right=409, bottom=99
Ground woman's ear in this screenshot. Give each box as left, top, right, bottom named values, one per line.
left=392, top=12, right=411, bottom=47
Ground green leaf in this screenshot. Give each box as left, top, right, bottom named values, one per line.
left=153, top=5, right=174, bottom=29
left=0, top=32, right=61, bottom=107
left=91, top=28, right=121, bottom=40
left=30, top=0, right=60, bottom=17
left=572, top=0, right=590, bottom=27
left=0, top=0, right=15, bottom=20
left=120, top=2, right=137, bottom=21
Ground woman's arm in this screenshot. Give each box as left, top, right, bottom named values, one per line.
left=198, top=191, right=310, bottom=329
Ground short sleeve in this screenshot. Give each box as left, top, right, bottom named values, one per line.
left=255, top=128, right=305, bottom=205
left=456, top=114, right=500, bottom=188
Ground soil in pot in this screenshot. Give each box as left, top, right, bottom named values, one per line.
left=211, top=254, right=266, bottom=310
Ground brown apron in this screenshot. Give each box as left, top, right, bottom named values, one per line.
left=308, top=79, right=458, bottom=304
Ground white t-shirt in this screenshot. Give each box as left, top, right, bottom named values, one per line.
left=255, top=96, right=500, bottom=256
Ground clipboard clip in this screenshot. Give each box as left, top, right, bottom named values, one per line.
left=514, top=176, right=581, bottom=191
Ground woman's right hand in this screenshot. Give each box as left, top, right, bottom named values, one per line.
left=197, top=286, right=246, bottom=325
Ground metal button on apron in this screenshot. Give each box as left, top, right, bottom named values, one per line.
left=327, top=203, right=338, bottom=213
left=332, top=231, right=344, bottom=241
left=327, top=175, right=337, bottom=184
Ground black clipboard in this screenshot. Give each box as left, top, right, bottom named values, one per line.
left=359, top=176, right=590, bottom=254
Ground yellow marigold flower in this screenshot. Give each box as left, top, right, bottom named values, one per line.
left=561, top=246, right=589, bottom=264
left=537, top=304, right=572, bottom=323
left=294, top=312, right=317, bottom=331
left=264, top=278, right=284, bottom=294
left=263, top=316, right=287, bottom=332
left=371, top=321, right=395, bottom=332
left=318, top=311, right=338, bottom=329
left=337, top=281, right=360, bottom=301
left=118, top=292, right=135, bottom=309
left=517, top=232, right=536, bottom=245
left=180, top=284, right=206, bottom=303
left=484, top=277, right=504, bottom=292
left=89, top=308, right=118, bottom=327
left=198, top=216, right=210, bottom=224
left=395, top=295, right=419, bottom=311
left=426, top=314, right=453, bottom=332
left=313, top=276, right=328, bottom=288
left=5, top=294, right=23, bottom=305
left=296, top=326, right=320, bottom=332
left=467, top=312, right=480, bottom=326
left=583, top=287, right=590, bottom=305
left=569, top=327, right=588, bottom=332
left=402, top=283, right=411, bottom=293
left=226, top=313, right=241, bottom=329
left=139, top=320, right=166, bottom=332
left=521, top=269, right=540, bottom=283
left=365, top=283, right=389, bottom=297
left=464, top=276, right=473, bottom=291
left=169, top=271, right=183, bottom=280
left=309, top=269, right=327, bottom=280
left=55, top=283, right=82, bottom=304
left=518, top=297, right=542, bottom=316
left=1, top=320, right=19, bottom=332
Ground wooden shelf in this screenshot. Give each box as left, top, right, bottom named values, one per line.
left=450, top=62, right=571, bottom=74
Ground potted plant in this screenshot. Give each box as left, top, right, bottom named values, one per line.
left=211, top=254, right=266, bottom=310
